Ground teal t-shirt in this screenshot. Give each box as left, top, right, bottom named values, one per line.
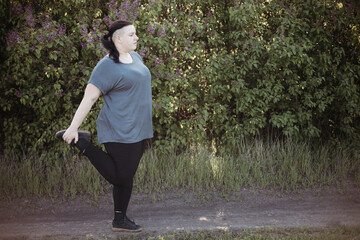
left=88, top=52, right=153, bottom=144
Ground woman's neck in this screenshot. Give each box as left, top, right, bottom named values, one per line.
left=119, top=52, right=132, bottom=64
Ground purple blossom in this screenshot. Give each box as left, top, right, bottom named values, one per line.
left=6, top=30, right=23, bottom=45
left=139, top=48, right=147, bottom=58
left=42, top=21, right=52, bottom=31
left=36, top=31, right=45, bottom=42
left=107, top=0, right=117, bottom=9
left=15, top=89, right=23, bottom=98
left=24, top=5, right=36, bottom=28
left=92, top=19, right=103, bottom=31
left=104, top=15, right=113, bottom=27
left=55, top=91, right=63, bottom=97
left=204, top=10, right=213, bottom=25
left=107, top=0, right=139, bottom=22
left=155, top=101, right=162, bottom=110
left=166, top=74, right=172, bottom=80
left=47, top=30, right=58, bottom=41
left=158, top=26, right=167, bottom=37
left=79, top=25, right=88, bottom=37
left=67, top=43, right=74, bottom=52
left=154, top=57, right=162, bottom=66
left=129, top=0, right=140, bottom=20
left=80, top=42, right=87, bottom=48
left=174, top=70, right=182, bottom=77
left=148, top=0, right=157, bottom=4
left=11, top=2, right=23, bottom=15
left=147, top=24, right=156, bottom=34
left=100, top=46, right=107, bottom=56
left=58, top=24, right=66, bottom=36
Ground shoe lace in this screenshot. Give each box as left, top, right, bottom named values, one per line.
left=125, top=216, right=136, bottom=225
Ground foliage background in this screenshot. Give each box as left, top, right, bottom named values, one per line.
left=1, top=0, right=360, bottom=155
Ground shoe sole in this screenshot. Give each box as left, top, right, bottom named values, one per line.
left=55, top=130, right=91, bottom=140
left=112, top=227, right=142, bottom=232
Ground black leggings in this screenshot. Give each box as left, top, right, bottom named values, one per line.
left=80, top=139, right=145, bottom=214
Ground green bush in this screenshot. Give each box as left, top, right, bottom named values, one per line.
left=1, top=0, right=359, bottom=154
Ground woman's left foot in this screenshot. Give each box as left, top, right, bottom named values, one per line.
left=112, top=216, right=142, bottom=232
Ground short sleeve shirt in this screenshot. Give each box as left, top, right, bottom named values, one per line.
left=88, top=52, right=153, bottom=144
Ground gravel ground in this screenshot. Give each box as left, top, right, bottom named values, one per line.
left=0, top=184, right=359, bottom=239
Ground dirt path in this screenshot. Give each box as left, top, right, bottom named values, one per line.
left=1, top=185, right=360, bottom=239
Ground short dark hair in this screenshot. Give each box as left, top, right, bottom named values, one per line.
left=101, top=20, right=133, bottom=63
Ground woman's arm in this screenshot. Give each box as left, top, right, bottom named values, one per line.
left=62, top=83, right=101, bottom=144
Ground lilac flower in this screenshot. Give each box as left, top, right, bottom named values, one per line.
left=24, top=5, right=36, bottom=28
left=104, top=15, right=112, bottom=27
left=174, top=70, right=182, bottom=77
left=42, top=21, right=52, bottom=31
left=100, top=46, right=107, bottom=56
left=79, top=25, right=88, bottom=37
left=48, top=30, right=58, bottom=41
left=36, top=31, right=45, bottom=42
left=139, top=48, right=147, bottom=58
left=55, top=91, right=63, bottom=97
left=129, top=0, right=140, bottom=20
left=92, top=19, right=101, bottom=31
left=121, top=0, right=131, bottom=13
left=58, top=24, right=66, bottom=36
left=6, top=30, right=23, bottom=45
left=107, top=0, right=139, bottom=22
left=15, top=89, right=23, bottom=98
left=155, top=101, right=162, bottom=110
left=148, top=0, right=159, bottom=5
left=108, top=0, right=117, bottom=9
left=204, top=10, right=213, bottom=25
left=147, top=24, right=156, bottom=34
left=67, top=43, right=74, bottom=52
left=80, top=42, right=87, bottom=48
left=158, top=26, right=167, bottom=37
left=154, top=57, right=162, bottom=66
left=10, top=2, right=23, bottom=15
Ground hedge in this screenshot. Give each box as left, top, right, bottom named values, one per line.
left=1, top=0, right=360, bottom=154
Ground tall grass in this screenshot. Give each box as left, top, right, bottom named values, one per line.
left=135, top=139, right=360, bottom=193
left=0, top=139, right=359, bottom=198
left=0, top=150, right=108, bottom=199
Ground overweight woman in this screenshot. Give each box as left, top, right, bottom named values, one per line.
left=56, top=20, right=153, bottom=232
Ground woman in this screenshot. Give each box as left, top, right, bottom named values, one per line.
left=55, top=20, right=153, bottom=232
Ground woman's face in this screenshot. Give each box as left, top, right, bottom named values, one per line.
left=114, top=25, right=138, bottom=53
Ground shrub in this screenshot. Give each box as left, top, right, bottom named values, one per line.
left=1, top=0, right=359, bottom=154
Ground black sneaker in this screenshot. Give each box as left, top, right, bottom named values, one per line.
left=55, top=129, right=91, bottom=143
left=112, top=216, right=142, bottom=232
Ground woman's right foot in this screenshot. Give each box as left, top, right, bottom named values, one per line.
left=55, top=130, right=91, bottom=144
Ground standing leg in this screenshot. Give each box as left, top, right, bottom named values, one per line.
left=104, top=140, right=145, bottom=232
left=113, top=181, right=133, bottom=215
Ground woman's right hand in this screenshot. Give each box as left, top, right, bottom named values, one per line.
left=62, top=128, right=79, bottom=145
